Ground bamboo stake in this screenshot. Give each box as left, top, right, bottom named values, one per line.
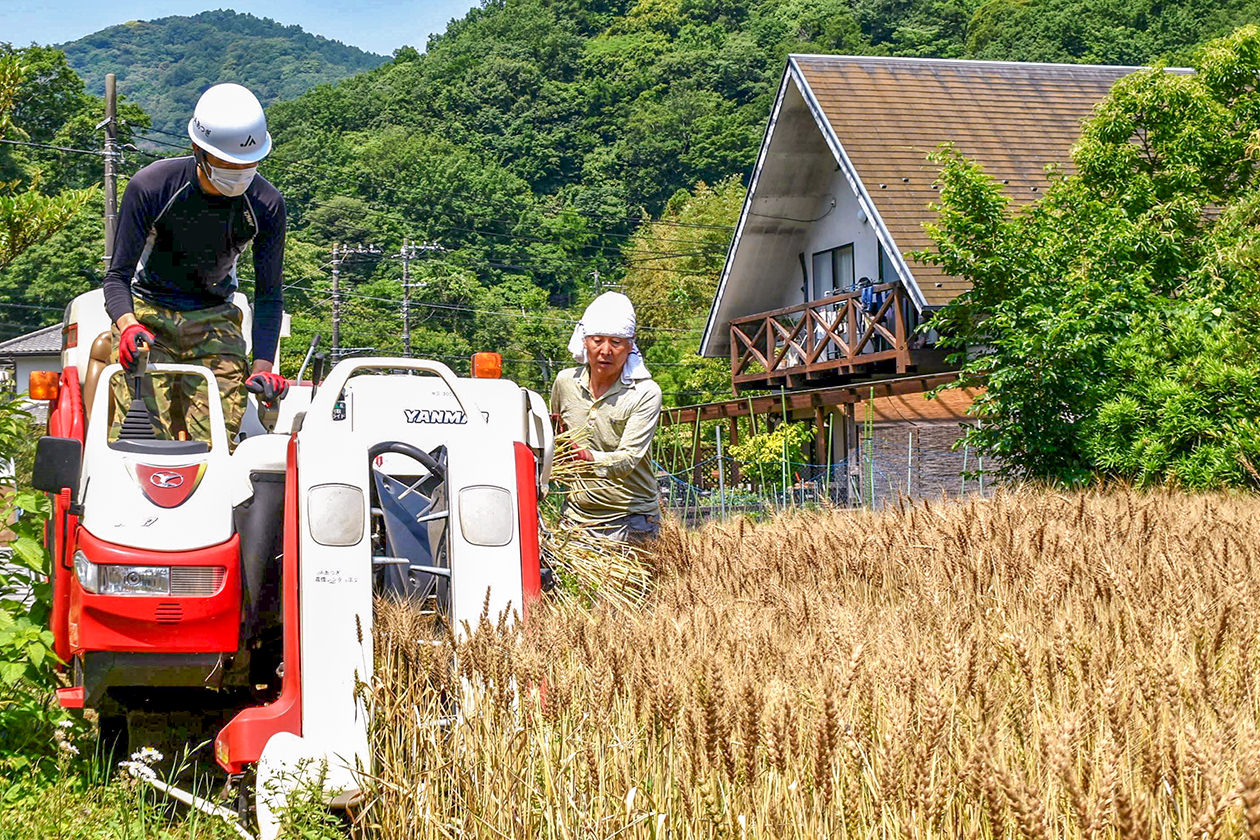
left=866, top=386, right=875, bottom=508
left=825, top=411, right=834, bottom=505
left=961, top=443, right=969, bottom=496
left=780, top=388, right=789, bottom=507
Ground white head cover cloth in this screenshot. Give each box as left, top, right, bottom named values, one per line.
left=567, top=292, right=651, bottom=382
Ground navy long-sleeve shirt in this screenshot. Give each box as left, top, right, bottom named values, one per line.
left=102, top=156, right=286, bottom=362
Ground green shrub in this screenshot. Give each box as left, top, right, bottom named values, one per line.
left=0, top=394, right=67, bottom=788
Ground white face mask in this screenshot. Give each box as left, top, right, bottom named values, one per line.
left=201, top=161, right=257, bottom=197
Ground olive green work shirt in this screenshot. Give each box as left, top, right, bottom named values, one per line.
left=549, top=366, right=663, bottom=525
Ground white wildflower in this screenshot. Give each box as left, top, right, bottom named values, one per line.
left=58, top=741, right=79, bottom=755
left=119, top=759, right=158, bottom=782
left=131, top=747, right=163, bottom=764
left=57, top=719, right=74, bottom=729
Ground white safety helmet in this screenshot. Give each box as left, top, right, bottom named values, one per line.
left=187, top=83, right=272, bottom=164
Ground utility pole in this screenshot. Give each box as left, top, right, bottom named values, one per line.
left=329, top=243, right=383, bottom=360
left=394, top=240, right=442, bottom=357
left=400, top=238, right=412, bottom=356
left=101, top=73, right=119, bottom=264
left=330, top=243, right=342, bottom=360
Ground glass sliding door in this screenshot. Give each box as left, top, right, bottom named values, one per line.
left=810, top=244, right=854, bottom=300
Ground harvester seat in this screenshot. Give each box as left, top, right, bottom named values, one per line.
left=82, top=330, right=114, bottom=430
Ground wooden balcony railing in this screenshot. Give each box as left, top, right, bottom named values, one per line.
left=729, top=281, right=911, bottom=387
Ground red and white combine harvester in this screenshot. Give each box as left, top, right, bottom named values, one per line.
left=29, top=289, right=554, bottom=835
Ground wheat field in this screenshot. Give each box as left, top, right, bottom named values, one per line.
left=356, top=489, right=1260, bottom=839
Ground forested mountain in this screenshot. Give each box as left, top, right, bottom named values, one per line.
left=57, top=10, right=386, bottom=138
left=5, top=0, right=1260, bottom=403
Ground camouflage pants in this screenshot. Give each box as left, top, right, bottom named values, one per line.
left=110, top=299, right=249, bottom=447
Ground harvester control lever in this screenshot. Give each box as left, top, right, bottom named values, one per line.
left=407, top=564, right=451, bottom=579
left=372, top=556, right=409, bottom=566
left=244, top=371, right=289, bottom=406
left=118, top=323, right=154, bottom=373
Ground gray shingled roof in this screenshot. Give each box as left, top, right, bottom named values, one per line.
left=0, top=324, right=62, bottom=357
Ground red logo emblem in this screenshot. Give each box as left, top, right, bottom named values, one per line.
left=134, top=463, right=206, bottom=508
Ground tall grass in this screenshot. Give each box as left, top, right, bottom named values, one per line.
left=357, top=488, right=1260, bottom=839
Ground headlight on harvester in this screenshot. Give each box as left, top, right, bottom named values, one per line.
left=73, top=550, right=170, bottom=596
left=73, top=550, right=97, bottom=593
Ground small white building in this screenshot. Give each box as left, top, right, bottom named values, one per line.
left=0, top=323, right=64, bottom=424
left=677, top=55, right=1179, bottom=503
left=0, top=323, right=63, bottom=394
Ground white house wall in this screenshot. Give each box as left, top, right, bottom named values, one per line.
left=14, top=355, right=61, bottom=394
left=800, top=169, right=882, bottom=301
left=703, top=81, right=840, bottom=356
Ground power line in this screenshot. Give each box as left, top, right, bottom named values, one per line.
left=0, top=137, right=105, bottom=156
left=0, top=300, right=69, bottom=313
left=281, top=278, right=703, bottom=335
left=119, top=146, right=730, bottom=272
left=140, top=124, right=738, bottom=235
left=112, top=143, right=716, bottom=330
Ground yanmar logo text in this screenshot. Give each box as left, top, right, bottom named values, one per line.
left=404, top=408, right=465, bottom=425
left=403, top=408, right=490, bottom=425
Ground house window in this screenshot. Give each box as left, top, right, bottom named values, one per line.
left=810, top=244, right=854, bottom=300
left=878, top=243, right=895, bottom=284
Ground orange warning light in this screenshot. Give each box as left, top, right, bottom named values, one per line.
left=471, top=351, right=502, bottom=379
left=29, top=370, right=60, bottom=401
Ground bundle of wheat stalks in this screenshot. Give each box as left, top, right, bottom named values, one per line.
left=540, top=523, right=652, bottom=613
left=539, top=426, right=654, bottom=612
left=353, top=488, right=1260, bottom=839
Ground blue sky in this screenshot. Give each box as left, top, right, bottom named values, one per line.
left=3, top=1, right=479, bottom=56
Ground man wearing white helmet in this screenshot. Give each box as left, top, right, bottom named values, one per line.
left=550, top=292, right=664, bottom=543
left=103, top=83, right=287, bottom=444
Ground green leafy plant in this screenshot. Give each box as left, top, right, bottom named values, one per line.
left=921, top=26, right=1260, bottom=488
left=728, top=422, right=812, bottom=491
left=0, top=393, right=66, bottom=789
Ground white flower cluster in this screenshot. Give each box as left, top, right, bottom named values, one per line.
left=52, top=718, right=79, bottom=756
left=118, top=746, right=165, bottom=782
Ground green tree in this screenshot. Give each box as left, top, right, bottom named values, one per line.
left=622, top=176, right=742, bottom=404
left=59, top=10, right=386, bottom=140
left=922, top=26, right=1260, bottom=487
left=0, top=53, right=95, bottom=276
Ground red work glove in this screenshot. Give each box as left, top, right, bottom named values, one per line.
left=118, top=323, right=155, bottom=373
left=245, top=371, right=289, bottom=406
left=572, top=447, right=595, bottom=463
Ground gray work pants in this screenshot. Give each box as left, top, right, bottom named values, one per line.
left=586, top=513, right=661, bottom=545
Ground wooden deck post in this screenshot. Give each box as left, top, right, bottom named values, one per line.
left=894, top=286, right=910, bottom=372
left=847, top=298, right=859, bottom=368
left=728, top=417, right=740, bottom=483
